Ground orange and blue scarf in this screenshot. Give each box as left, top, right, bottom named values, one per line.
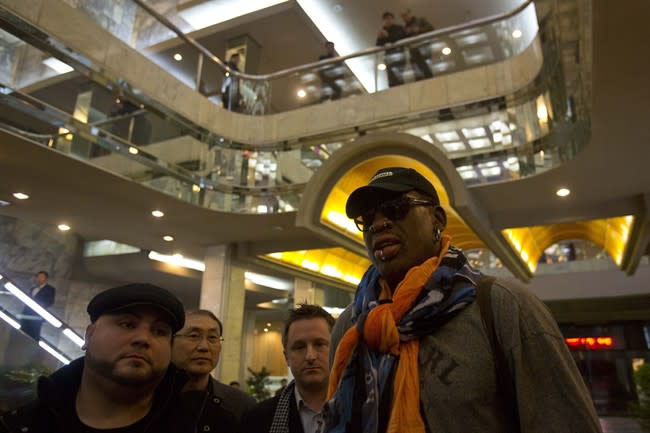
left=325, top=239, right=481, bottom=433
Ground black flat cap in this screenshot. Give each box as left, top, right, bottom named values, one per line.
left=87, top=283, right=185, bottom=333
left=346, top=167, right=440, bottom=218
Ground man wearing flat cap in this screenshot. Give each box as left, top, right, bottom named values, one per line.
left=325, top=167, right=601, bottom=433
left=0, top=283, right=238, bottom=433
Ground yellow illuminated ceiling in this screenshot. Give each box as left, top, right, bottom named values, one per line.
left=264, top=248, right=371, bottom=287
left=320, top=155, right=486, bottom=250
left=502, top=215, right=635, bottom=273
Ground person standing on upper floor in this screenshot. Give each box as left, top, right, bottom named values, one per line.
left=325, top=167, right=602, bottom=433
left=376, top=12, right=406, bottom=88
left=240, top=304, right=335, bottom=433
left=400, top=8, right=434, bottom=80
left=318, top=41, right=343, bottom=101
left=0, top=283, right=238, bottom=433
left=172, top=309, right=255, bottom=423
left=222, top=52, right=242, bottom=112
left=19, top=270, right=56, bottom=340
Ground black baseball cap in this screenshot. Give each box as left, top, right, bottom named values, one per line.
left=87, top=283, right=185, bottom=333
left=346, top=167, right=440, bottom=218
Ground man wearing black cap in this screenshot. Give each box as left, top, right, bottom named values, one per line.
left=325, top=167, right=601, bottom=433
left=0, top=283, right=238, bottom=433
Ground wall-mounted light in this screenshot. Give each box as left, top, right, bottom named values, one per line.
left=13, top=192, right=29, bottom=200
left=297, top=89, right=307, bottom=98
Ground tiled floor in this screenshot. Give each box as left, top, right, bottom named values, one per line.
left=600, top=417, right=644, bottom=433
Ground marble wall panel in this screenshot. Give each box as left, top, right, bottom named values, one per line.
left=1, top=0, right=43, bottom=25
left=38, top=0, right=110, bottom=65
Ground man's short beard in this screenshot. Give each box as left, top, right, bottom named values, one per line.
left=85, top=351, right=165, bottom=387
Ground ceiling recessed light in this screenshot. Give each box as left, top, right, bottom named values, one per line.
left=163, top=235, right=174, bottom=242
left=377, top=63, right=386, bottom=71
left=297, top=89, right=307, bottom=98
left=152, top=210, right=164, bottom=218
left=128, top=146, right=139, bottom=155
left=512, top=29, right=522, bottom=39
left=13, top=192, right=29, bottom=200
left=442, top=47, right=452, bottom=55
left=192, top=184, right=201, bottom=192
left=173, top=53, right=183, bottom=61
left=556, top=188, right=570, bottom=197
left=58, top=224, right=71, bottom=231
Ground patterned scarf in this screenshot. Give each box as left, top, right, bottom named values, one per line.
left=325, top=238, right=481, bottom=433
left=270, top=380, right=296, bottom=433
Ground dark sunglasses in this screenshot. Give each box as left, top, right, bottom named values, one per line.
left=354, top=197, right=436, bottom=232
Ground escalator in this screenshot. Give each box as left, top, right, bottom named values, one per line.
left=0, top=272, right=83, bottom=411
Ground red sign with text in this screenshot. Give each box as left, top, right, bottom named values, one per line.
left=565, top=337, right=614, bottom=350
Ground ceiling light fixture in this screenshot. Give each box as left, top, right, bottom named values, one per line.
left=377, top=63, right=386, bottom=71
left=128, top=146, right=139, bottom=155
left=442, top=47, right=452, bottom=55
left=192, top=184, right=201, bottom=192
left=152, top=210, right=164, bottom=218
left=297, top=89, right=307, bottom=98
left=148, top=251, right=205, bottom=272
left=244, top=271, right=292, bottom=291
left=163, top=235, right=174, bottom=242
left=512, top=29, right=522, bottom=39
left=42, top=57, right=74, bottom=74
left=13, top=192, right=29, bottom=200
left=556, top=188, right=570, bottom=197
left=173, top=53, right=183, bottom=61
left=177, top=0, right=290, bottom=31
left=57, top=224, right=71, bottom=231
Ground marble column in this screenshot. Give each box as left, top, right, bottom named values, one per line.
left=200, top=245, right=246, bottom=383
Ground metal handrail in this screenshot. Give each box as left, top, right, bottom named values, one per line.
left=0, top=85, right=307, bottom=196
left=132, top=0, right=533, bottom=82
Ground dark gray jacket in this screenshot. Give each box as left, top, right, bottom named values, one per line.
left=330, top=277, right=602, bottom=433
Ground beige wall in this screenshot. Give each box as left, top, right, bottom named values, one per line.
left=250, top=330, right=286, bottom=375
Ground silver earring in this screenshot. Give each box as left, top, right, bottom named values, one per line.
left=434, top=227, right=442, bottom=242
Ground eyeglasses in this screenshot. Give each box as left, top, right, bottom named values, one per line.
left=354, top=197, right=435, bottom=232
left=174, top=332, right=224, bottom=345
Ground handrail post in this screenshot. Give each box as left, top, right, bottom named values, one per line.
left=127, top=115, right=136, bottom=143
left=196, top=53, right=204, bottom=93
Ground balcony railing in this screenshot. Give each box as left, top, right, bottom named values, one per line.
left=0, top=0, right=591, bottom=214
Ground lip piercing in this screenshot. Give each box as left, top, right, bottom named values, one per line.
left=380, top=250, right=386, bottom=261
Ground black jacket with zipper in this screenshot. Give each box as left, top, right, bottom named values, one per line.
left=0, top=357, right=238, bottom=433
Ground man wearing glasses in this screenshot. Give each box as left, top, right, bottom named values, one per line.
left=325, top=167, right=601, bottom=433
left=172, top=310, right=255, bottom=424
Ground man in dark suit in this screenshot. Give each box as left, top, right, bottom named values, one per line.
left=240, top=305, right=334, bottom=433
left=172, top=310, right=256, bottom=423
left=20, top=270, right=55, bottom=340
